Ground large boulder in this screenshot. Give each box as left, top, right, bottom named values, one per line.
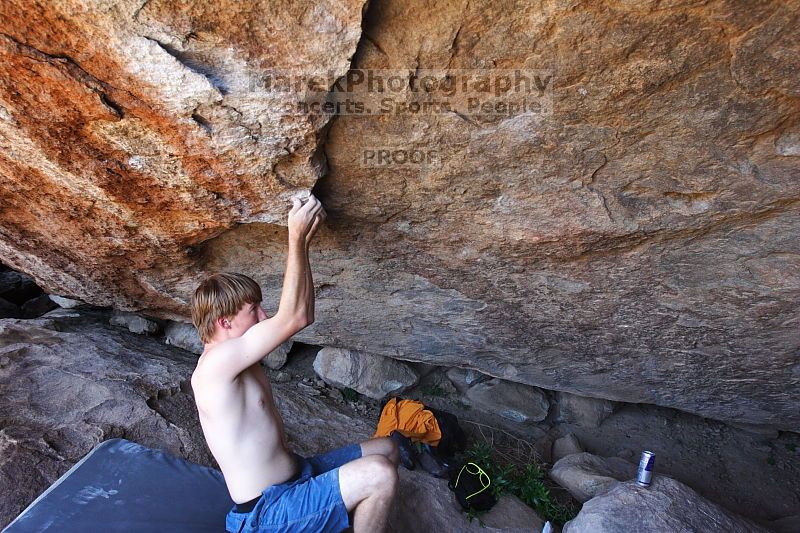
left=313, top=347, right=419, bottom=400
left=0, top=1, right=798, bottom=431
left=466, top=378, right=550, bottom=424
left=549, top=452, right=636, bottom=503
left=311, top=0, right=800, bottom=432
left=562, top=477, right=769, bottom=533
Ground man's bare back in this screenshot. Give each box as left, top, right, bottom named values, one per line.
left=192, top=356, right=296, bottom=503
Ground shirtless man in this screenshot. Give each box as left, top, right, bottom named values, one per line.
left=190, top=194, right=399, bottom=533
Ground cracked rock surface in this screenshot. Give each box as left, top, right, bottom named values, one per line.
left=0, top=308, right=214, bottom=524
left=0, top=0, right=365, bottom=317
left=0, top=1, right=799, bottom=431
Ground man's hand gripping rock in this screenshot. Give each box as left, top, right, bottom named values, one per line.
left=288, top=193, right=327, bottom=248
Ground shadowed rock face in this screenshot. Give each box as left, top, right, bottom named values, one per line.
left=1, top=1, right=799, bottom=429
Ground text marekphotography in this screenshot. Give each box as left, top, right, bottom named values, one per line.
left=258, top=68, right=554, bottom=117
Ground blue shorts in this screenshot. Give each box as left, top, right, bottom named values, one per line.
left=225, top=443, right=362, bottom=533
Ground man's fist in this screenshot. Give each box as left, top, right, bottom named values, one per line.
left=288, top=193, right=326, bottom=245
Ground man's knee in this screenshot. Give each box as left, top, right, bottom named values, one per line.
left=364, top=455, right=398, bottom=493
left=354, top=455, right=398, bottom=497
left=361, top=436, right=399, bottom=462
left=340, top=455, right=398, bottom=510
left=385, top=437, right=400, bottom=465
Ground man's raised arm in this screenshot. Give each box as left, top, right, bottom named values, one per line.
left=278, top=193, right=325, bottom=323
left=276, top=224, right=314, bottom=325
left=205, top=195, right=326, bottom=380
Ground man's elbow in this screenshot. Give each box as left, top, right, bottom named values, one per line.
left=294, top=314, right=314, bottom=331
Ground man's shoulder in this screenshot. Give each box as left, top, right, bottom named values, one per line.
left=191, top=348, right=220, bottom=391
left=192, top=344, right=244, bottom=390
left=193, top=342, right=229, bottom=375
left=191, top=357, right=239, bottom=412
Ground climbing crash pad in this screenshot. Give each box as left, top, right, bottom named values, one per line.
left=3, top=438, right=233, bottom=532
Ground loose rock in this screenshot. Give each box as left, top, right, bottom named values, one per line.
left=550, top=453, right=637, bottom=503
left=296, top=382, right=321, bottom=396
left=164, top=321, right=204, bottom=355
left=272, top=371, right=291, bottom=384
left=562, top=477, right=769, bottom=532
left=552, top=433, right=584, bottom=462
left=313, top=347, right=419, bottom=400
left=553, top=391, right=615, bottom=428
left=390, top=468, right=544, bottom=533
left=264, top=341, right=292, bottom=370
left=326, top=388, right=344, bottom=403
left=48, top=295, right=85, bottom=309
left=110, top=311, right=160, bottom=335
left=415, top=366, right=457, bottom=397
left=446, top=367, right=490, bottom=394
left=466, top=378, right=550, bottom=423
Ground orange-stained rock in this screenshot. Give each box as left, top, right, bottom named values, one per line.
left=0, top=0, right=365, bottom=315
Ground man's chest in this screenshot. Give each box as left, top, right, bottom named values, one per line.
left=240, top=364, right=277, bottom=410
left=194, top=364, right=275, bottom=416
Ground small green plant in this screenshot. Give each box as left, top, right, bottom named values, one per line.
left=421, top=383, right=448, bottom=397
left=466, top=441, right=493, bottom=464
left=767, top=455, right=776, bottom=466
left=459, top=441, right=578, bottom=526
left=341, top=387, right=359, bottom=402
left=786, top=442, right=796, bottom=453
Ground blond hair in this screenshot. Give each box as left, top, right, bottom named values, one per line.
left=191, top=272, right=262, bottom=344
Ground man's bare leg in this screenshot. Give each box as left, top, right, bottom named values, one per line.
left=359, top=436, right=400, bottom=466
left=339, top=455, right=398, bottom=533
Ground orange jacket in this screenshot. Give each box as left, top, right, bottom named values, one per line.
left=373, top=397, right=442, bottom=446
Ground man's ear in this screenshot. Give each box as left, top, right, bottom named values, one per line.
left=217, top=316, right=231, bottom=330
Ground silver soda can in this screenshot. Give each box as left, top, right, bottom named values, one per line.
left=636, top=451, right=655, bottom=487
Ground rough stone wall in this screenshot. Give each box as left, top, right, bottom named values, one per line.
left=1, top=1, right=798, bottom=430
